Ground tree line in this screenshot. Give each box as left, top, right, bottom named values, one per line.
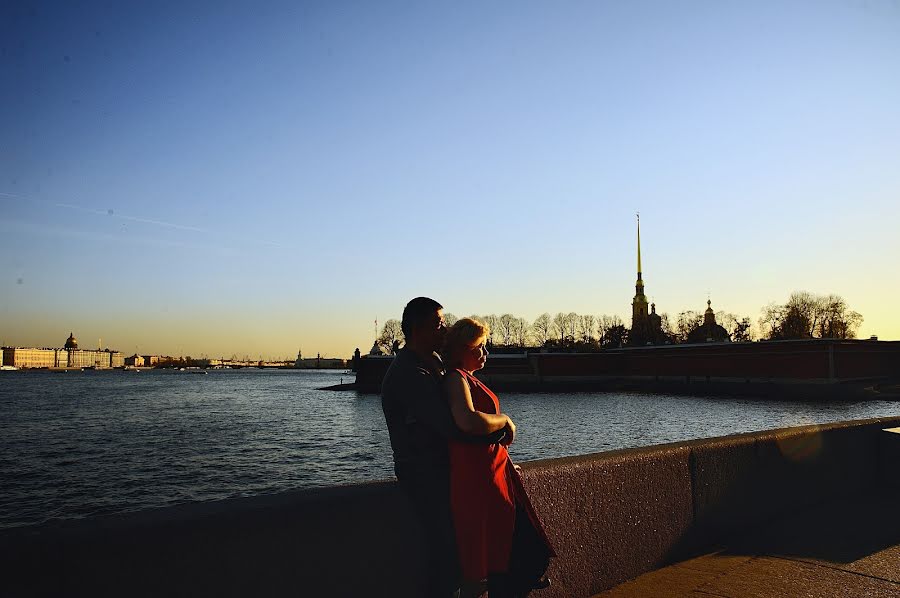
left=758, top=291, right=863, bottom=341
left=375, top=291, right=864, bottom=354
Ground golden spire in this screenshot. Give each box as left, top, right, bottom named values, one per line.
left=631, top=212, right=649, bottom=329
left=636, top=212, right=642, bottom=280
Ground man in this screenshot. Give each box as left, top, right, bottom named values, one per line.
left=382, top=297, right=507, bottom=598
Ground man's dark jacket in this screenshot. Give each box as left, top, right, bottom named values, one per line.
left=381, top=348, right=502, bottom=479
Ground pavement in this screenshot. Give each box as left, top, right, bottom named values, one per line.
left=594, top=488, right=900, bottom=597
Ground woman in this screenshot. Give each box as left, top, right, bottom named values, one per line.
left=442, top=318, right=554, bottom=598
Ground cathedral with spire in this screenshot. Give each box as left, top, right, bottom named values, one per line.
left=629, top=214, right=664, bottom=345
left=628, top=214, right=730, bottom=345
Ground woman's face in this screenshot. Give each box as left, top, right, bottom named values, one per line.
left=460, top=339, right=489, bottom=372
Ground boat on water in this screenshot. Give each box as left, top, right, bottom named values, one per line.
left=48, top=367, right=84, bottom=372
left=0, top=365, right=18, bottom=371
left=177, top=367, right=208, bottom=374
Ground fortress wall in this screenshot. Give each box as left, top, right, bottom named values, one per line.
left=622, top=343, right=831, bottom=379
left=2, top=416, right=899, bottom=598
left=353, top=341, right=900, bottom=393
left=510, top=341, right=900, bottom=384
left=833, top=342, right=900, bottom=379
left=536, top=353, right=625, bottom=376
left=538, top=343, right=836, bottom=380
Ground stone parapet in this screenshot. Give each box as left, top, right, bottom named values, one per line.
left=879, top=427, right=900, bottom=490
left=2, top=416, right=899, bottom=597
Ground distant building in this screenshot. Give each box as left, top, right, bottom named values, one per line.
left=1, top=333, right=124, bottom=368
left=687, top=300, right=731, bottom=344
left=629, top=215, right=666, bottom=345
left=64, top=332, right=78, bottom=350
left=142, top=355, right=161, bottom=366
left=125, top=354, right=145, bottom=367
left=2, top=347, right=57, bottom=368
left=294, top=352, right=348, bottom=369
left=188, top=358, right=224, bottom=367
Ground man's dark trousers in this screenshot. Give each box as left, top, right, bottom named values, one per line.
left=400, top=472, right=461, bottom=598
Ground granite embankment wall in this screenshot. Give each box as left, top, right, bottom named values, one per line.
left=355, top=339, right=900, bottom=394
left=2, top=417, right=898, bottom=597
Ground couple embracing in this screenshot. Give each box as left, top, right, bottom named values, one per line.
left=382, top=297, right=554, bottom=598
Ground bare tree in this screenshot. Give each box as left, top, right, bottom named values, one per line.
left=513, top=317, right=530, bottom=347
left=787, top=291, right=820, bottom=338
left=818, top=294, right=863, bottom=339
left=532, top=313, right=553, bottom=346
left=659, top=312, right=674, bottom=341
left=552, top=312, right=568, bottom=344
left=579, top=314, right=596, bottom=344
left=566, top=312, right=579, bottom=343
left=758, top=302, right=787, bottom=338
left=732, top=317, right=753, bottom=342
left=675, top=311, right=703, bottom=343
left=377, top=319, right=403, bottom=353
left=718, top=312, right=738, bottom=337
left=443, top=313, right=459, bottom=328
left=597, top=314, right=624, bottom=346
left=718, top=312, right=754, bottom=342
left=761, top=292, right=862, bottom=340
left=498, top=314, right=517, bottom=346
left=836, top=310, right=863, bottom=339
left=482, top=314, right=500, bottom=346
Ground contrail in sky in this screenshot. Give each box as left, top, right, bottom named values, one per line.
left=1, top=191, right=291, bottom=250
left=53, top=202, right=209, bottom=234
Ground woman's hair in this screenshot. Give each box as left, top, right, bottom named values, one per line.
left=442, top=317, right=489, bottom=366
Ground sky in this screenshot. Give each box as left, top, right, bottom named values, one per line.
left=2, top=1, right=899, bottom=359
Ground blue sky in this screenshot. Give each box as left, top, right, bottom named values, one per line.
left=2, top=1, right=899, bottom=358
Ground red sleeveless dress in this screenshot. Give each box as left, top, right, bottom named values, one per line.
left=448, top=369, right=555, bottom=582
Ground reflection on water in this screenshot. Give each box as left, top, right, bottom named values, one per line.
left=0, top=369, right=896, bottom=529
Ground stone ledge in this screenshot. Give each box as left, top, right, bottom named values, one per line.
left=2, top=416, right=899, bottom=597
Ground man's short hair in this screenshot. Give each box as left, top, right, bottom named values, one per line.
left=401, top=297, right=443, bottom=338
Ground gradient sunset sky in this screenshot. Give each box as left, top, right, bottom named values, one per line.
left=2, top=1, right=899, bottom=359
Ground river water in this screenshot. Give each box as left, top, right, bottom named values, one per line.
left=1, top=368, right=897, bottom=529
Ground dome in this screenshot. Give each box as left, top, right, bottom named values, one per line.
left=64, top=332, right=78, bottom=350
left=687, top=299, right=731, bottom=343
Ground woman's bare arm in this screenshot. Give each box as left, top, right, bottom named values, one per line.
left=445, top=371, right=511, bottom=435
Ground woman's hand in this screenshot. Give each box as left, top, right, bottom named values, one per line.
left=501, top=415, right=516, bottom=446
left=446, top=372, right=511, bottom=436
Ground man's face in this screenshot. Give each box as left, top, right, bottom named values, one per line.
left=415, top=309, right=447, bottom=353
